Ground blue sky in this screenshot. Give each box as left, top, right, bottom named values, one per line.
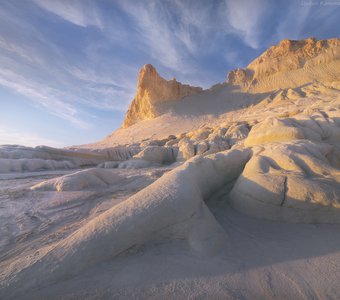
left=0, top=0, right=339, bottom=147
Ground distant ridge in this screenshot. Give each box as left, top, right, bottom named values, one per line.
left=227, top=37, right=340, bottom=92
left=122, top=38, right=340, bottom=129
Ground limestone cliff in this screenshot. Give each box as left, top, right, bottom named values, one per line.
left=122, top=64, right=202, bottom=128
left=227, top=37, right=340, bottom=92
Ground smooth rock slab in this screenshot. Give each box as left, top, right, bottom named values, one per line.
left=230, top=140, right=340, bottom=223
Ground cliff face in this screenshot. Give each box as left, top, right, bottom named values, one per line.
left=227, top=37, right=340, bottom=92
left=122, top=38, right=340, bottom=129
left=122, top=64, right=202, bottom=128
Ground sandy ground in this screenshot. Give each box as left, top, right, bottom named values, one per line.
left=1, top=168, right=339, bottom=300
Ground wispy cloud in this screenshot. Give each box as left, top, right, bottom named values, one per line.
left=0, top=68, right=91, bottom=128
left=33, top=0, right=104, bottom=29
left=117, top=0, right=235, bottom=85
left=275, top=2, right=339, bottom=42
left=276, top=3, right=312, bottom=41
left=0, top=1, right=137, bottom=130
left=118, top=1, right=191, bottom=72
left=224, top=0, right=271, bottom=49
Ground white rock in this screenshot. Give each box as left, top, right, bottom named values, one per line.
left=133, top=146, right=175, bottom=164
left=229, top=140, right=340, bottom=223
left=196, top=141, right=209, bottom=155
left=177, top=138, right=196, bottom=161
left=31, top=168, right=123, bottom=191
left=103, top=146, right=141, bottom=161
left=187, top=127, right=211, bottom=140
left=244, top=117, right=304, bottom=147
left=165, top=138, right=179, bottom=147
left=7, top=148, right=251, bottom=295
left=98, top=161, right=119, bottom=168
left=213, top=127, right=228, bottom=136
left=0, top=158, right=75, bottom=173
left=204, top=134, right=229, bottom=155
left=118, top=159, right=159, bottom=169
left=225, top=124, right=249, bottom=146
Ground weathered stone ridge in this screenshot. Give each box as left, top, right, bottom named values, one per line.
left=227, top=37, right=340, bottom=92
left=122, top=64, right=202, bottom=128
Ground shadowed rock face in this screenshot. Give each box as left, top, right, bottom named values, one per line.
left=122, top=64, right=202, bottom=128
left=227, top=37, right=340, bottom=92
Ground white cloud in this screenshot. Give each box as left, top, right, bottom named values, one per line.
left=0, top=126, right=64, bottom=147
left=33, top=0, right=103, bottom=29
left=117, top=0, right=248, bottom=76
left=0, top=68, right=91, bottom=129
left=118, top=1, right=187, bottom=71
left=117, top=0, right=223, bottom=74
left=170, top=0, right=215, bottom=54
left=0, top=37, right=45, bottom=66
left=276, top=3, right=312, bottom=41
left=0, top=2, right=137, bottom=130
left=225, top=0, right=270, bottom=49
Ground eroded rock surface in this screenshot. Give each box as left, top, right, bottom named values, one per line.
left=122, top=64, right=202, bottom=127
left=31, top=168, right=124, bottom=191
left=2, top=149, right=251, bottom=298
left=227, top=37, right=340, bottom=92
left=230, top=141, right=340, bottom=223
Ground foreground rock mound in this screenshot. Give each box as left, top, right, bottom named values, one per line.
left=230, top=141, right=340, bottom=223
left=245, top=113, right=340, bottom=151
left=2, top=149, right=251, bottom=298
left=122, top=64, right=202, bottom=127
left=31, top=168, right=124, bottom=191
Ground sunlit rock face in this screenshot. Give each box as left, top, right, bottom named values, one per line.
left=227, top=37, right=340, bottom=92
left=122, top=64, right=202, bottom=128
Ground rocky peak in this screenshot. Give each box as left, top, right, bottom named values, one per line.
left=122, top=64, right=202, bottom=128
left=227, top=37, right=340, bottom=92
left=138, top=64, right=159, bottom=87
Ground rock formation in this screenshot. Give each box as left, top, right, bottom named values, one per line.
left=31, top=168, right=124, bottom=191
left=122, top=64, right=202, bottom=128
left=227, top=37, right=340, bottom=92
left=1, top=37, right=340, bottom=299
left=0, top=144, right=141, bottom=172
left=2, top=148, right=250, bottom=297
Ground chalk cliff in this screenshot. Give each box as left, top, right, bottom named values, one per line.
left=122, top=64, right=202, bottom=128
left=227, top=37, right=340, bottom=92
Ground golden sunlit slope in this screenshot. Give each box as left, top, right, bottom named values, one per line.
left=227, top=37, right=340, bottom=92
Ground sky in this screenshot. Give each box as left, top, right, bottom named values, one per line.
left=0, top=0, right=339, bottom=147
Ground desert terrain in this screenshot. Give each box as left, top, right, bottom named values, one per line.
left=0, top=37, right=340, bottom=299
